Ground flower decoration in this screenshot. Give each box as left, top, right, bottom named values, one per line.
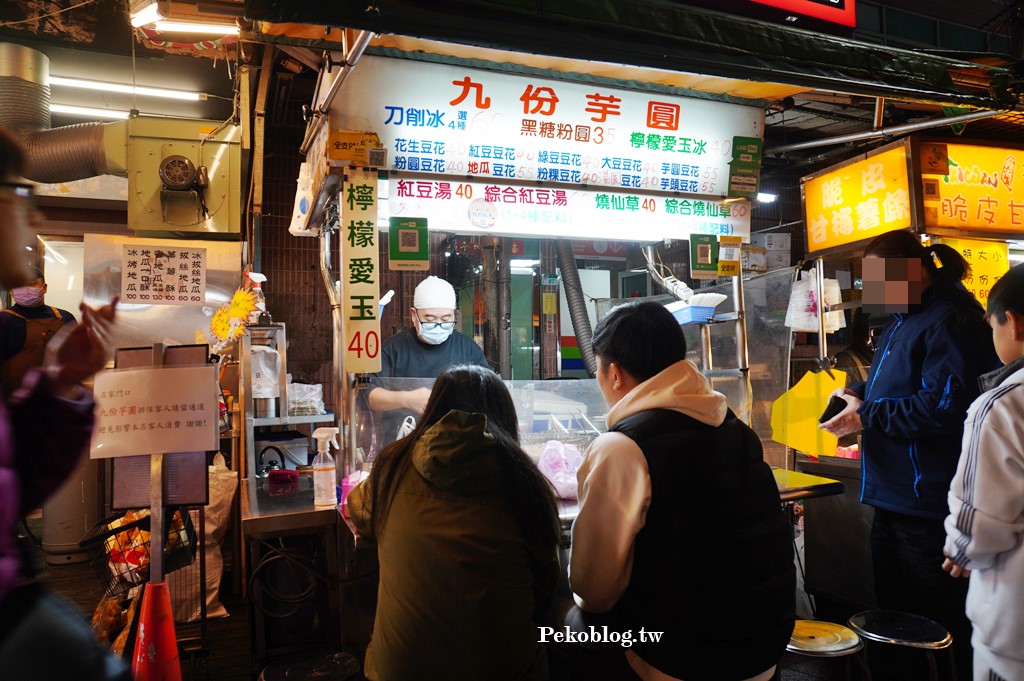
left=195, top=288, right=258, bottom=355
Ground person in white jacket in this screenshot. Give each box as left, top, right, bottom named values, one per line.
left=944, top=262, right=1024, bottom=681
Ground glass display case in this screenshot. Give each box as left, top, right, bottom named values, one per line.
left=352, top=377, right=608, bottom=464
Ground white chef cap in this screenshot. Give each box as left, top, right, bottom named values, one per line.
left=413, top=276, right=457, bottom=310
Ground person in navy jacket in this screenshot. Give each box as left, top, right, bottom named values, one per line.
left=821, top=230, right=998, bottom=680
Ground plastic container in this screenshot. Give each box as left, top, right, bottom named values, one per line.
left=312, top=427, right=340, bottom=509
left=670, top=305, right=716, bottom=325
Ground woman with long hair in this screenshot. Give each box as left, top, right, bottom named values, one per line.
left=821, top=229, right=999, bottom=680
left=349, top=364, right=560, bottom=681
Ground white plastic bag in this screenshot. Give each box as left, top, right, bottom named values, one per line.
left=396, top=415, right=416, bottom=440
left=287, top=383, right=325, bottom=415
left=168, top=453, right=238, bottom=622
left=784, top=268, right=846, bottom=333
left=250, top=346, right=281, bottom=398
left=537, top=440, right=584, bottom=499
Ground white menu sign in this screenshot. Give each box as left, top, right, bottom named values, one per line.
left=381, top=177, right=751, bottom=242
left=90, top=366, right=218, bottom=458
left=332, top=55, right=763, bottom=198
left=120, top=244, right=207, bottom=306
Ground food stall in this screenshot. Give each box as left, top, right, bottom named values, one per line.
left=795, top=136, right=1020, bottom=614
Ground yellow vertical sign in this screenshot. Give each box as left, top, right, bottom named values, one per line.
left=341, top=168, right=382, bottom=373
left=940, top=237, right=1009, bottom=310
left=803, top=146, right=912, bottom=253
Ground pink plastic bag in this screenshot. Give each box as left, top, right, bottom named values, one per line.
left=537, top=440, right=584, bottom=499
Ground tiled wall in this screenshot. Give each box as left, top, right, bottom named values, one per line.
left=259, top=116, right=451, bottom=415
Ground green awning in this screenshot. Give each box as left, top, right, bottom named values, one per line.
left=243, top=0, right=1016, bottom=108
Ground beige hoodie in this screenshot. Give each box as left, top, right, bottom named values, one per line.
left=569, top=359, right=726, bottom=613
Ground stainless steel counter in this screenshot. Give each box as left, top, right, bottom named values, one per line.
left=240, top=475, right=339, bottom=538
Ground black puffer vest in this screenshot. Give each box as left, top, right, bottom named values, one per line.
left=611, top=408, right=795, bottom=681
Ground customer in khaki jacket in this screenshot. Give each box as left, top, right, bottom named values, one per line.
left=349, top=364, right=560, bottom=681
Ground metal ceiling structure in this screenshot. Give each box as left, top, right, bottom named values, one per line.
left=2, top=0, right=1022, bottom=199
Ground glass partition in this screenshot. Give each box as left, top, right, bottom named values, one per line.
left=354, top=377, right=608, bottom=461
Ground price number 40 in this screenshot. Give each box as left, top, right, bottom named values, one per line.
left=347, top=331, right=380, bottom=359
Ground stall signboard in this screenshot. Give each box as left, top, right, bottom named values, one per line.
left=749, top=0, right=857, bottom=27
left=120, top=244, right=207, bottom=306
left=922, top=144, right=1024, bottom=235
left=939, top=237, right=1009, bottom=309
left=388, top=217, right=429, bottom=270
left=382, top=176, right=750, bottom=242
left=341, top=168, right=382, bottom=373
left=334, top=55, right=759, bottom=240
left=90, top=366, right=218, bottom=458
left=803, top=145, right=911, bottom=253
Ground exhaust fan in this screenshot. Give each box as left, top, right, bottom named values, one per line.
left=128, top=116, right=241, bottom=234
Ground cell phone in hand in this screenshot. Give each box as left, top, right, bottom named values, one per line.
left=819, top=395, right=847, bottom=423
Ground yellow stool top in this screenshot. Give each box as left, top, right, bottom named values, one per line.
left=788, top=620, right=863, bottom=656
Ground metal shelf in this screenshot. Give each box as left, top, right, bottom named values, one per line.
left=250, top=413, right=336, bottom=427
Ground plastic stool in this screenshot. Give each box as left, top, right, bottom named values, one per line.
left=847, top=610, right=953, bottom=681
left=786, top=620, right=871, bottom=680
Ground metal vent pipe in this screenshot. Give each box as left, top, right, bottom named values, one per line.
left=0, top=42, right=110, bottom=183
left=556, top=239, right=596, bottom=377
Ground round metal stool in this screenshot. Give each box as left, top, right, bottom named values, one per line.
left=847, top=610, right=953, bottom=681
left=786, top=619, right=872, bottom=680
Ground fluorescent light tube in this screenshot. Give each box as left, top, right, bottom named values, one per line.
left=50, top=104, right=130, bottom=120
left=49, top=76, right=203, bottom=101
left=130, top=2, right=163, bottom=27
left=756, top=192, right=777, bottom=203
left=152, top=20, right=239, bottom=35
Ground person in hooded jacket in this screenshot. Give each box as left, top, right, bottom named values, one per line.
left=943, top=262, right=1024, bottom=681
left=561, top=300, right=794, bottom=681
left=821, top=230, right=998, bottom=680
left=349, top=364, right=560, bottom=681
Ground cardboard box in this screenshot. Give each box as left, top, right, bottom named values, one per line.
left=741, top=244, right=767, bottom=273
left=751, top=233, right=792, bottom=251
left=766, top=251, right=792, bottom=270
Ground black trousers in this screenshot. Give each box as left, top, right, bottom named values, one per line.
left=870, top=508, right=972, bottom=681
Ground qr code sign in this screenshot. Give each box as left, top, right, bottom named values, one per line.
left=367, top=148, right=387, bottom=167
left=399, top=229, right=419, bottom=252
left=922, top=178, right=939, bottom=200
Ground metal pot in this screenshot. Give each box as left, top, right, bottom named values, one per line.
left=254, top=397, right=277, bottom=418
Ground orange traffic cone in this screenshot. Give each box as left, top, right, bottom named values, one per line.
left=131, top=581, right=181, bottom=681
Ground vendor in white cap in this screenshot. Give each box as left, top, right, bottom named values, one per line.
left=366, top=276, right=489, bottom=443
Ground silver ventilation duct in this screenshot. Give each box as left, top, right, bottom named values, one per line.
left=0, top=42, right=113, bottom=183
left=556, top=239, right=596, bottom=377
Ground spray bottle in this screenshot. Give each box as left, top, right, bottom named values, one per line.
left=246, top=272, right=269, bottom=325
left=311, top=427, right=340, bottom=509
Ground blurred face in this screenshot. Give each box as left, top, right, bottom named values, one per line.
left=0, top=178, right=39, bottom=289
left=862, top=256, right=926, bottom=314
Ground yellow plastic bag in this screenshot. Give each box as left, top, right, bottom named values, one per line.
left=771, top=369, right=846, bottom=457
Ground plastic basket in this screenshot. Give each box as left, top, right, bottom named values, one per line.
left=80, top=508, right=198, bottom=599
left=671, top=305, right=716, bottom=325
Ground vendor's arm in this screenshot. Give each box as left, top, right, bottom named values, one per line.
left=569, top=432, right=650, bottom=613
left=366, top=385, right=432, bottom=415
left=859, top=313, right=995, bottom=440
left=943, top=400, right=1024, bottom=572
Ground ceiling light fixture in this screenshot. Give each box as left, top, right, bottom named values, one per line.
left=129, top=0, right=165, bottom=27
left=50, top=104, right=130, bottom=120
left=151, top=20, right=240, bottom=35
left=49, top=76, right=204, bottom=101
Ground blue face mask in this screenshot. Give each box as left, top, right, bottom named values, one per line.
left=417, top=322, right=454, bottom=345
